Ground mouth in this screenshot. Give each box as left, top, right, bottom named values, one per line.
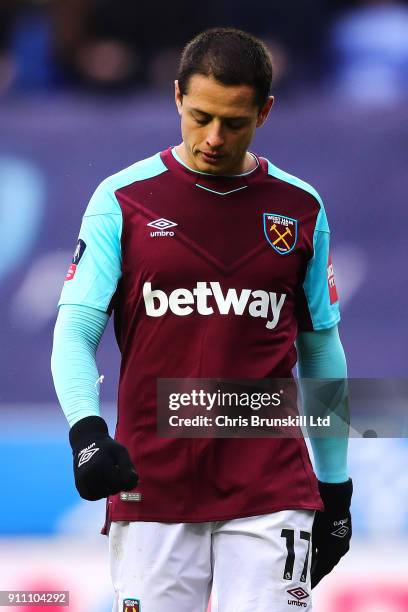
left=200, top=151, right=224, bottom=164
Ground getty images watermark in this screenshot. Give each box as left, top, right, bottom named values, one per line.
left=157, top=379, right=340, bottom=438
left=157, top=378, right=408, bottom=438
left=167, top=387, right=329, bottom=430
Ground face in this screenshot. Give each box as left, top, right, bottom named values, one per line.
left=175, top=74, right=274, bottom=175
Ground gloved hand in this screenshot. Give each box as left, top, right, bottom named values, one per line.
left=69, top=415, right=138, bottom=501
left=311, top=478, right=353, bottom=588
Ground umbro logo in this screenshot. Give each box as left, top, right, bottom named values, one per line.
left=287, top=587, right=309, bottom=607
left=147, top=218, right=177, bottom=237
left=147, top=218, right=177, bottom=230
left=331, top=525, right=350, bottom=538
left=332, top=517, right=349, bottom=537
left=78, top=443, right=99, bottom=467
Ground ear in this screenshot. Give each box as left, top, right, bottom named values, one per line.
left=256, top=96, right=274, bottom=128
left=174, top=80, right=183, bottom=116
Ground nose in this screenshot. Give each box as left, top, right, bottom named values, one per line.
left=206, top=122, right=224, bottom=149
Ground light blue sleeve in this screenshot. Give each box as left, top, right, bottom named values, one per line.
left=51, top=304, right=109, bottom=427
left=296, top=325, right=349, bottom=483
left=58, top=182, right=122, bottom=312
left=303, top=210, right=341, bottom=330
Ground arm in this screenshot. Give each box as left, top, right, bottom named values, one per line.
left=51, top=303, right=108, bottom=427
left=297, top=327, right=352, bottom=591
left=295, top=201, right=352, bottom=588
left=51, top=180, right=122, bottom=425
left=51, top=181, right=137, bottom=500
left=296, top=324, right=349, bottom=483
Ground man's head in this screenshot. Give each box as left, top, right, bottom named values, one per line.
left=175, top=28, right=274, bottom=175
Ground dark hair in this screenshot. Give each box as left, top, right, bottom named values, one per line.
left=177, top=28, right=273, bottom=109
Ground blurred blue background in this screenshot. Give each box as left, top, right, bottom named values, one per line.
left=0, top=1, right=407, bottom=610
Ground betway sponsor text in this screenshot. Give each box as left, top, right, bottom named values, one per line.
left=143, top=282, right=286, bottom=329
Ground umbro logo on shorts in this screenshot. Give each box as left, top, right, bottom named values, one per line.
left=147, top=217, right=177, bottom=237
left=287, top=586, right=309, bottom=607
left=78, top=443, right=99, bottom=467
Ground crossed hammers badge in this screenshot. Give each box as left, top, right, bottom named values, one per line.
left=263, top=213, right=298, bottom=255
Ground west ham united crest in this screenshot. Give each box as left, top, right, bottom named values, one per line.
left=263, top=213, right=298, bottom=255
left=123, top=598, right=141, bottom=612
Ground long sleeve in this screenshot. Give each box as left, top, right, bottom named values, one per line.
left=51, top=303, right=109, bottom=427
left=296, top=325, right=349, bottom=483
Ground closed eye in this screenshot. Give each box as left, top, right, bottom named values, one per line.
left=194, top=117, right=209, bottom=126
left=190, top=109, right=249, bottom=130
left=225, top=120, right=247, bottom=130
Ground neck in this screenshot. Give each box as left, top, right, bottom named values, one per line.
left=175, top=143, right=256, bottom=176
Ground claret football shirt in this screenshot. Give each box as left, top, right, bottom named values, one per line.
left=59, top=147, right=340, bottom=524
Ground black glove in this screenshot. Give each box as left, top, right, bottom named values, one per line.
left=69, top=416, right=138, bottom=501
left=311, top=478, right=353, bottom=589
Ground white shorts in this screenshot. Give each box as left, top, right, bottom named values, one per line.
left=110, top=510, right=314, bottom=612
